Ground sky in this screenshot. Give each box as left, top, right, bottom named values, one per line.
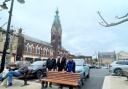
left=0, top=0, right=128, bottom=56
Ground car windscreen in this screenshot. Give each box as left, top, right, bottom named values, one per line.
left=31, top=61, right=45, bottom=66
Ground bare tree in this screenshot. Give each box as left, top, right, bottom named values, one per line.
left=97, top=11, right=128, bottom=27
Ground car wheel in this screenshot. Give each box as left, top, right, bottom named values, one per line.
left=86, top=71, right=90, bottom=78
left=77, top=80, right=82, bottom=89
left=86, top=73, right=90, bottom=78
left=81, top=78, right=84, bottom=86
left=36, top=70, right=42, bottom=79
left=114, top=68, right=123, bottom=76
left=83, top=72, right=86, bottom=79
left=76, top=85, right=81, bottom=89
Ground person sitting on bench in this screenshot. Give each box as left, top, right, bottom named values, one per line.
left=2, top=65, right=29, bottom=86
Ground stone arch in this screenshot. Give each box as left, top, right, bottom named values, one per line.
left=30, top=44, right=34, bottom=53
left=43, top=47, right=46, bottom=56
left=25, top=43, right=30, bottom=52
left=37, top=46, right=41, bottom=54
left=35, top=44, right=39, bottom=54
left=50, top=49, right=53, bottom=56
left=46, top=48, right=49, bottom=57
left=40, top=47, right=43, bottom=56
left=28, top=43, right=32, bottom=53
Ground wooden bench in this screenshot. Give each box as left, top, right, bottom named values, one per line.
left=11, top=69, right=32, bottom=87
left=7, top=64, right=32, bottom=86
left=41, top=71, right=81, bottom=89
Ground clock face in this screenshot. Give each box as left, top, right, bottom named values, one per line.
left=52, top=39, right=55, bottom=43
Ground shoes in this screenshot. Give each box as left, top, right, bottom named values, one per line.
left=58, top=86, right=63, bottom=89
left=1, top=77, right=5, bottom=82
left=8, top=83, right=12, bottom=86
left=49, top=85, right=52, bottom=88
left=44, top=85, right=47, bottom=88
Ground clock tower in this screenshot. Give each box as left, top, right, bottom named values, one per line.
left=51, top=9, right=62, bottom=57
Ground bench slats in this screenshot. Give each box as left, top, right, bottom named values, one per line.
left=41, top=79, right=79, bottom=86
left=41, top=71, right=80, bottom=87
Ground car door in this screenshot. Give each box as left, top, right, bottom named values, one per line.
left=42, top=61, right=46, bottom=74
left=83, top=64, right=89, bottom=76
left=121, top=61, right=128, bottom=72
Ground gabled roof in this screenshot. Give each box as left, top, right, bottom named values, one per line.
left=98, top=51, right=116, bottom=58
left=0, top=28, right=52, bottom=47
left=22, top=34, right=52, bottom=47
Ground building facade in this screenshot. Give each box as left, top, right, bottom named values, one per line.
left=116, top=51, right=128, bottom=60
left=84, top=56, right=93, bottom=64
left=0, top=28, right=18, bottom=63
left=98, top=51, right=116, bottom=66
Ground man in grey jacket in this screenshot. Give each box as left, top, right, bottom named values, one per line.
left=2, top=66, right=28, bottom=86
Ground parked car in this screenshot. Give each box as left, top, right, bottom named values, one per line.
left=109, top=60, right=128, bottom=76
left=73, top=59, right=90, bottom=85
left=86, top=64, right=96, bottom=69
left=28, top=61, right=46, bottom=79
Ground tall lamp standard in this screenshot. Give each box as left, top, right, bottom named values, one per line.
left=0, top=0, right=25, bottom=73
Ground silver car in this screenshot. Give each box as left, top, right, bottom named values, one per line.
left=109, top=60, right=128, bottom=76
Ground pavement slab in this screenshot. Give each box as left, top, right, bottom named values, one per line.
left=102, top=76, right=128, bottom=89
left=0, top=79, right=69, bottom=89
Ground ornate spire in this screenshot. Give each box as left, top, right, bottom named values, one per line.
left=56, top=8, right=59, bottom=15
left=53, top=8, right=60, bottom=26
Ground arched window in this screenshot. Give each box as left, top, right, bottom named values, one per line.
left=49, top=49, right=53, bottom=55
left=26, top=43, right=29, bottom=52
left=43, top=48, right=47, bottom=57
left=24, top=45, right=27, bottom=52
left=30, top=44, right=34, bottom=53
left=40, top=47, right=43, bottom=55
left=37, top=47, right=40, bottom=54
left=46, top=48, right=50, bottom=57
left=42, top=48, right=45, bottom=56
left=35, top=45, right=38, bottom=54
left=32, top=45, right=35, bottom=52
left=28, top=44, right=31, bottom=53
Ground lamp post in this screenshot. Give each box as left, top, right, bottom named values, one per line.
left=0, top=0, right=25, bottom=73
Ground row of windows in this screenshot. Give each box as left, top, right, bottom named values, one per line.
left=24, top=43, right=53, bottom=56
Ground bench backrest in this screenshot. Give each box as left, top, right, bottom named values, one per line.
left=47, top=71, right=80, bottom=82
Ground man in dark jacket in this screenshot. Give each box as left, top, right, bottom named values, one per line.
left=56, top=56, right=66, bottom=71
left=56, top=56, right=67, bottom=89
left=45, top=56, right=56, bottom=88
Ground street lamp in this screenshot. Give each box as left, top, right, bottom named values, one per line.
left=0, top=0, right=25, bottom=73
